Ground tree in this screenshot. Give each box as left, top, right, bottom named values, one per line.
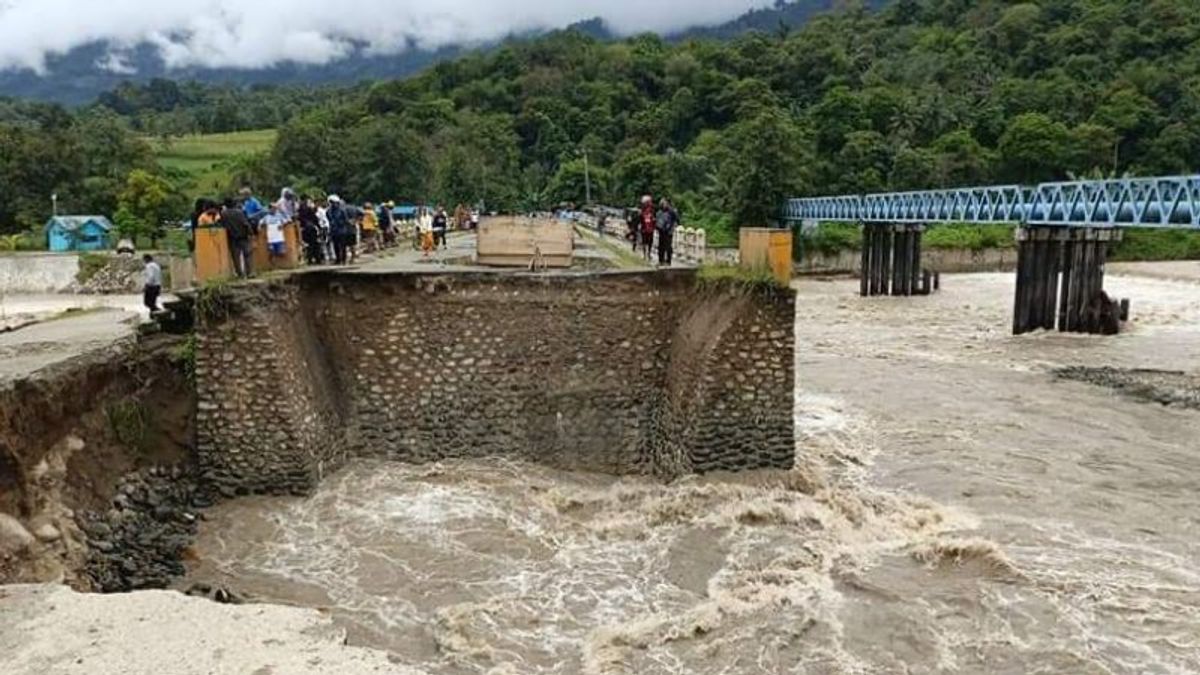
left=434, top=146, right=478, bottom=207
left=931, top=131, right=992, bottom=187
left=547, top=158, right=609, bottom=206
left=998, top=113, right=1071, bottom=183
left=116, top=170, right=181, bottom=247
left=718, top=106, right=808, bottom=227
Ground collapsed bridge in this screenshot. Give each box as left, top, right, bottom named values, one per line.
left=784, top=174, right=1200, bottom=334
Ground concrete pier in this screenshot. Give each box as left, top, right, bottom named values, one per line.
left=860, top=223, right=931, bottom=297
left=1012, top=227, right=1124, bottom=335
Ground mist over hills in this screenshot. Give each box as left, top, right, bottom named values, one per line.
left=0, top=1, right=870, bottom=104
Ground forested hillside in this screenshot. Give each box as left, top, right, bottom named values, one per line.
left=246, top=0, right=1200, bottom=235
left=4, top=0, right=1200, bottom=244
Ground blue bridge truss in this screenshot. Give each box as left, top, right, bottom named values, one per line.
left=784, top=175, right=1200, bottom=228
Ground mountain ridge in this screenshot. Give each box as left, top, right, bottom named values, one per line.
left=0, top=1, right=878, bottom=105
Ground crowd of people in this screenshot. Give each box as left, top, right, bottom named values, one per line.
left=185, top=186, right=683, bottom=284
left=625, top=196, right=679, bottom=266
left=189, top=187, right=483, bottom=276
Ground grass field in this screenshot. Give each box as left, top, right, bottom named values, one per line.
left=150, top=129, right=277, bottom=201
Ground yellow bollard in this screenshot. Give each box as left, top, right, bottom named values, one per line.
left=194, top=226, right=233, bottom=284
left=739, top=228, right=793, bottom=286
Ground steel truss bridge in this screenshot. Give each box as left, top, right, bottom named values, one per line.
left=784, top=175, right=1200, bottom=228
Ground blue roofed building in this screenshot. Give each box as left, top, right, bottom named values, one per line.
left=44, top=216, right=114, bottom=252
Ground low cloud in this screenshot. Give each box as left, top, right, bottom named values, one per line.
left=0, top=0, right=771, bottom=73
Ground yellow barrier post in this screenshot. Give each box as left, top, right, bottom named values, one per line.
left=194, top=226, right=233, bottom=284
left=739, top=228, right=793, bottom=285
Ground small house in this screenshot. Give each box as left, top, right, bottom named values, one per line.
left=44, top=216, right=114, bottom=252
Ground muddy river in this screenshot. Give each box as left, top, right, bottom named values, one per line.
left=184, top=265, right=1200, bottom=674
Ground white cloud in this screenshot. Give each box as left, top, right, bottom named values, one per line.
left=0, top=0, right=772, bottom=73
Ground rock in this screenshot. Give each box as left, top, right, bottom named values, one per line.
left=82, top=520, right=112, bottom=538
left=0, top=513, right=37, bottom=555
left=33, top=522, right=62, bottom=543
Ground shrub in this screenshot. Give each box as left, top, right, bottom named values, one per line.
left=696, top=263, right=787, bottom=292
left=76, top=252, right=112, bottom=283
left=106, top=400, right=148, bottom=451
left=194, top=277, right=236, bottom=322
left=174, top=333, right=197, bottom=385
left=1111, top=229, right=1200, bottom=261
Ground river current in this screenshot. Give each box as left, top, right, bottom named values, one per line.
left=183, top=265, right=1200, bottom=674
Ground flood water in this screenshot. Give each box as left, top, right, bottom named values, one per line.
left=184, top=265, right=1200, bottom=674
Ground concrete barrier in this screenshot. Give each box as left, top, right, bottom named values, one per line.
left=0, top=254, right=80, bottom=293
left=477, top=217, right=574, bottom=268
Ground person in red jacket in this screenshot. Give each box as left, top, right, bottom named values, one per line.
left=639, top=195, right=656, bottom=261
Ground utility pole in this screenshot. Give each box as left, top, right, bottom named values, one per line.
left=582, top=148, right=592, bottom=206
left=51, top=193, right=58, bottom=217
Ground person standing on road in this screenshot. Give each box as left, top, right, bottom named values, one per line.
left=262, top=204, right=288, bottom=262
left=327, top=195, right=353, bottom=265
left=142, top=254, right=163, bottom=315
left=298, top=195, right=323, bottom=265
left=413, top=206, right=427, bottom=250
left=656, top=198, right=678, bottom=266
left=625, top=209, right=639, bottom=252
left=380, top=201, right=397, bottom=247
left=361, top=202, right=380, bottom=253
left=221, top=197, right=255, bottom=278
left=639, top=195, right=656, bottom=261
left=419, top=208, right=435, bottom=257
left=317, top=199, right=333, bottom=262
left=432, top=206, right=449, bottom=249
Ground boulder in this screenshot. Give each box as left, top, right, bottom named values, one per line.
left=0, top=513, right=36, bottom=556
left=33, top=522, right=61, bottom=543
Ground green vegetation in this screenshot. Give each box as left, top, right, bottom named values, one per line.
left=925, top=225, right=1015, bottom=251
left=1111, top=230, right=1200, bottom=262
left=800, top=223, right=1021, bottom=258
left=76, top=252, right=111, bottom=283
left=106, top=400, right=148, bottom=452
left=0, top=232, right=43, bottom=252
left=796, top=223, right=1200, bottom=263
left=194, top=277, right=237, bottom=322
left=150, top=129, right=277, bottom=201
left=174, top=334, right=197, bottom=386
left=244, top=0, right=1200, bottom=244
left=799, top=223, right=862, bottom=256
left=98, top=81, right=334, bottom=136
left=696, top=263, right=787, bottom=292
left=4, top=0, right=1200, bottom=260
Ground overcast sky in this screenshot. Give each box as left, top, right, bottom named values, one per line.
left=0, top=0, right=773, bottom=73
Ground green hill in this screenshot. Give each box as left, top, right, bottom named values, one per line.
left=150, top=129, right=277, bottom=201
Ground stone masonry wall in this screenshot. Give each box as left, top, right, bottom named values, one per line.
left=195, top=269, right=795, bottom=493
left=195, top=283, right=347, bottom=496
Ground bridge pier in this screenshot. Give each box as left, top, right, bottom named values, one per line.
left=860, top=223, right=933, bottom=296
left=1012, top=227, right=1125, bottom=335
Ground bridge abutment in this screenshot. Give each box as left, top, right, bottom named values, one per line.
left=860, top=223, right=935, bottom=297
left=1012, top=226, right=1125, bottom=335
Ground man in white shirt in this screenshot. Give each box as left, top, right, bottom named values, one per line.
left=142, top=254, right=163, bottom=314
left=263, top=204, right=288, bottom=260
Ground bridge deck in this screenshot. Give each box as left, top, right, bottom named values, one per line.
left=786, top=175, right=1200, bottom=228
